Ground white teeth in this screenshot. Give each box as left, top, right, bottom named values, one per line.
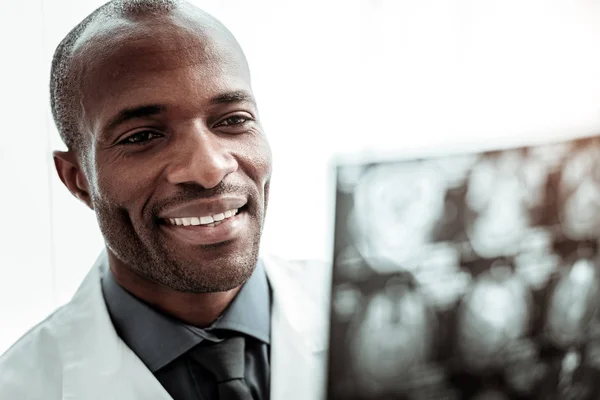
left=168, top=208, right=241, bottom=226
left=190, top=217, right=201, bottom=226
left=200, top=215, right=214, bottom=224
left=213, top=213, right=225, bottom=221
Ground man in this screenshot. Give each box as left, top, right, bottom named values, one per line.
left=0, top=1, right=329, bottom=399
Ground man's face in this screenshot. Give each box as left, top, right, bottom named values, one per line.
left=72, top=13, right=272, bottom=292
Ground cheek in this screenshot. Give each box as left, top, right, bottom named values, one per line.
left=240, top=135, right=272, bottom=186
left=92, top=156, right=158, bottom=208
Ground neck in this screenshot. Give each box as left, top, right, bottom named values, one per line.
left=107, top=252, right=240, bottom=327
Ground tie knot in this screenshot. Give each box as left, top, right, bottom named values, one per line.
left=191, top=336, right=246, bottom=382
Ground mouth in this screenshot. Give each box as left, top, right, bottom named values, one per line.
left=162, top=207, right=240, bottom=228
left=158, top=205, right=249, bottom=246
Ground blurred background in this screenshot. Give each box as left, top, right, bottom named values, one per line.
left=2, top=0, right=600, bottom=355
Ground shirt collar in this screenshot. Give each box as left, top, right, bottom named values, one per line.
left=212, top=261, right=271, bottom=343
left=101, top=261, right=271, bottom=372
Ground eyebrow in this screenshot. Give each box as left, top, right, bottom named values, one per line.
left=211, top=90, right=256, bottom=106
left=102, top=91, right=256, bottom=134
left=103, top=104, right=166, bottom=134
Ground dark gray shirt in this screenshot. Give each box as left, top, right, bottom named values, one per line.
left=101, top=262, right=271, bottom=400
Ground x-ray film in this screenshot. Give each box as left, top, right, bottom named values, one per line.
left=327, top=136, right=600, bottom=400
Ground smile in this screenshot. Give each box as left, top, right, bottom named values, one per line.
left=159, top=207, right=248, bottom=246
left=164, top=208, right=239, bottom=227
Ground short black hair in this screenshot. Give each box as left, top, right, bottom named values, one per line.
left=50, top=0, right=181, bottom=153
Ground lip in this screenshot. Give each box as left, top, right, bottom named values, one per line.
left=160, top=209, right=248, bottom=246
left=158, top=196, right=247, bottom=219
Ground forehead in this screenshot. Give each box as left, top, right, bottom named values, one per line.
left=77, top=12, right=245, bottom=73
left=73, top=13, right=251, bottom=125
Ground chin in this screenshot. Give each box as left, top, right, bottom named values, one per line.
left=165, top=241, right=260, bottom=293
left=176, top=259, right=255, bottom=293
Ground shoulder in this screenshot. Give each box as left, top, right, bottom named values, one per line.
left=0, top=305, right=71, bottom=398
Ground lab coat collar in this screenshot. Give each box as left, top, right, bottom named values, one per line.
left=60, top=249, right=329, bottom=400
left=262, top=253, right=330, bottom=353
left=61, top=250, right=173, bottom=399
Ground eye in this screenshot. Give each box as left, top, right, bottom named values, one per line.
left=119, top=131, right=163, bottom=145
left=215, top=114, right=253, bottom=128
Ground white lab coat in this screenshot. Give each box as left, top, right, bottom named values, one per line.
left=0, top=250, right=331, bottom=400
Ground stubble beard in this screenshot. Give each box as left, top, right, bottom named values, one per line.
left=95, top=201, right=264, bottom=293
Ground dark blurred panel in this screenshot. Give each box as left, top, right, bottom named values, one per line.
left=328, top=135, right=600, bottom=400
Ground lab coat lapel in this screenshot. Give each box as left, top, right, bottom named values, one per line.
left=60, top=251, right=173, bottom=400
left=60, top=251, right=330, bottom=400
left=263, top=255, right=331, bottom=400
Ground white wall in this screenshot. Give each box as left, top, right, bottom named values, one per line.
left=0, top=0, right=56, bottom=356
left=2, top=0, right=600, bottom=354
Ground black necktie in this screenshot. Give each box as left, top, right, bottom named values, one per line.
left=191, top=336, right=254, bottom=400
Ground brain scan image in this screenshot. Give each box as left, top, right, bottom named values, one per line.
left=455, top=263, right=532, bottom=372
left=558, top=144, right=600, bottom=240
left=351, top=162, right=448, bottom=272
left=328, top=136, right=600, bottom=400
left=430, top=154, right=479, bottom=189
left=545, top=258, right=600, bottom=349
left=504, top=349, right=546, bottom=396
left=347, top=275, right=436, bottom=395
left=514, top=228, right=559, bottom=290
left=465, top=152, right=532, bottom=258
left=528, top=142, right=572, bottom=169
left=520, top=156, right=554, bottom=210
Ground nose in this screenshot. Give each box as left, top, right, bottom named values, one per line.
left=165, top=121, right=238, bottom=189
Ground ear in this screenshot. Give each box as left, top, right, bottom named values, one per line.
left=53, top=150, right=94, bottom=210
